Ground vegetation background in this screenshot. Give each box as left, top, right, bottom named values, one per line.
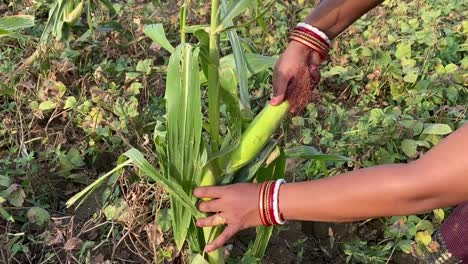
left=0, top=0, right=466, bottom=263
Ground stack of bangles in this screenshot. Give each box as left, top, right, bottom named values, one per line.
left=258, top=179, right=286, bottom=226
left=290, top=22, right=331, bottom=60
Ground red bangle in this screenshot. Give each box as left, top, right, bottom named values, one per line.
left=291, top=30, right=329, bottom=53
left=294, top=26, right=329, bottom=48
left=263, top=181, right=273, bottom=225
left=258, top=182, right=266, bottom=225
left=268, top=180, right=277, bottom=225
left=289, top=36, right=328, bottom=60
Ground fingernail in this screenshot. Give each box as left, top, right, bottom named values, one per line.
left=310, top=65, right=317, bottom=70
left=270, top=97, right=279, bottom=105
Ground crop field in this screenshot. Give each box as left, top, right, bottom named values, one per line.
left=0, top=0, right=466, bottom=263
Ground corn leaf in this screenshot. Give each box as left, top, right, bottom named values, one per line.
left=221, top=0, right=252, bottom=117
left=216, top=0, right=257, bottom=33
left=0, top=15, right=35, bottom=31
left=165, top=44, right=203, bottom=250
left=122, top=149, right=200, bottom=217
left=143, top=24, right=175, bottom=54
left=285, top=146, right=352, bottom=162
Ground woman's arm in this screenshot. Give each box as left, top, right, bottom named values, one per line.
left=280, top=125, right=468, bottom=222
left=306, top=0, right=385, bottom=40
left=194, top=125, right=468, bottom=252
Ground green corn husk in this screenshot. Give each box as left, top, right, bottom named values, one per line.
left=227, top=101, right=290, bottom=173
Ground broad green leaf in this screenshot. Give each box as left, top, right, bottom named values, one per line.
left=136, top=59, right=153, bottom=75
left=0, top=175, right=10, bottom=188
left=157, top=208, right=172, bottom=232
left=217, top=0, right=257, bottom=33
left=397, top=240, right=412, bottom=253
left=0, top=15, right=35, bottom=31
left=401, top=139, right=430, bottom=158
left=165, top=44, right=203, bottom=250
left=27, top=207, right=50, bottom=226
left=399, top=120, right=424, bottom=135
left=416, top=220, right=434, bottom=234
left=39, top=101, right=57, bottom=111
left=422, top=124, right=452, bottom=135
left=395, top=42, right=412, bottom=59
left=285, top=146, right=352, bottom=162
left=143, top=24, right=175, bottom=54
left=444, top=63, right=458, bottom=74
left=64, top=96, right=78, bottom=110
left=4, top=184, right=25, bottom=207
left=415, top=231, right=432, bottom=246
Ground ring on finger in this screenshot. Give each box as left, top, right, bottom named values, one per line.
left=212, top=213, right=227, bottom=226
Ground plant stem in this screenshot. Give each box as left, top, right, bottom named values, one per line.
left=208, top=0, right=221, bottom=154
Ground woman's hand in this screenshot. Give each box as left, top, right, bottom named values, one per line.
left=270, top=41, right=322, bottom=112
left=193, top=183, right=262, bottom=253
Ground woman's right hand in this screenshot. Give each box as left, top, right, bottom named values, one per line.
left=270, top=41, right=322, bottom=113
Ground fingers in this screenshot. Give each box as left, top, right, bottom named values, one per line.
left=196, top=212, right=226, bottom=227
left=193, top=186, right=225, bottom=199
left=309, top=51, right=321, bottom=85
left=204, top=225, right=240, bottom=253
left=271, top=62, right=290, bottom=105
left=198, top=199, right=223, bottom=213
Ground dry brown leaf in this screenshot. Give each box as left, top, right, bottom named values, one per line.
left=64, top=237, right=83, bottom=251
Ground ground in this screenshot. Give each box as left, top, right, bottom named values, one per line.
left=0, top=0, right=466, bottom=263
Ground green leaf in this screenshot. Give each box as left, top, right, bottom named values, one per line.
left=395, top=42, right=412, bottom=59
left=103, top=198, right=129, bottom=222
left=0, top=15, right=35, bottom=31
left=136, top=59, right=153, bottom=75
left=399, top=120, right=424, bottom=135
left=444, top=63, right=458, bottom=74
left=0, top=175, right=11, bottom=188
left=422, top=124, right=453, bottom=135
left=157, top=208, right=172, bottom=232
left=165, top=44, right=203, bottom=250
left=0, top=206, right=14, bottom=222
left=64, top=96, right=77, bottom=110
left=401, top=139, right=430, bottom=158
left=416, top=220, right=434, bottom=234
left=217, top=0, right=257, bottom=33
left=143, top=24, right=175, bottom=54
left=122, top=149, right=200, bottom=217
left=27, top=207, right=50, bottom=226
left=4, top=184, right=25, bottom=208
left=221, top=0, right=252, bottom=117
left=165, top=44, right=202, bottom=249
left=38, top=101, right=57, bottom=111
left=433, top=209, right=445, bottom=224
left=397, top=240, right=412, bottom=253
left=284, top=146, right=352, bottom=162
left=191, top=254, right=210, bottom=264
left=415, top=231, right=432, bottom=246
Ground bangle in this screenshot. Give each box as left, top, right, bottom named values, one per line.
left=258, top=179, right=286, bottom=226
left=290, top=31, right=329, bottom=55
left=273, top=179, right=286, bottom=225
left=297, top=22, right=330, bottom=45
left=289, top=36, right=328, bottom=60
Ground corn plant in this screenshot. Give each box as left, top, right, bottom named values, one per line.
left=66, top=1, right=349, bottom=263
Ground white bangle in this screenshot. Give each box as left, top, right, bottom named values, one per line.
left=273, top=179, right=286, bottom=225
left=297, top=22, right=331, bottom=45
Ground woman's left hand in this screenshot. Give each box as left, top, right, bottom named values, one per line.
left=193, top=183, right=262, bottom=253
